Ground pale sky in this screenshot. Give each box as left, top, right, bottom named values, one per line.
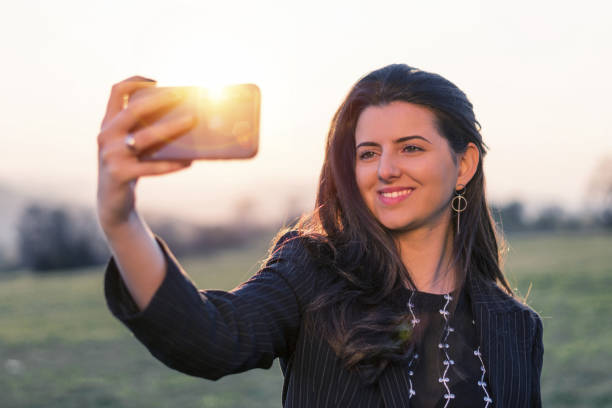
left=1, top=0, right=611, bottom=225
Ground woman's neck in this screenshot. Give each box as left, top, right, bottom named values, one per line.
left=393, top=215, right=456, bottom=294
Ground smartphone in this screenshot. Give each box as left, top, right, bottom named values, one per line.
left=127, top=84, right=260, bottom=160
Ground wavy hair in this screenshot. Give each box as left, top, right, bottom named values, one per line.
left=273, top=64, right=511, bottom=385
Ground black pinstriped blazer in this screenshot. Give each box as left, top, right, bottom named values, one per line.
left=105, top=231, right=543, bottom=408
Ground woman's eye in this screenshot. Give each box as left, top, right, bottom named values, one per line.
left=403, top=145, right=422, bottom=153
left=358, top=151, right=375, bottom=160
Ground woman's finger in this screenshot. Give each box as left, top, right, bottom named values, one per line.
left=122, top=160, right=193, bottom=182
left=99, top=135, right=193, bottom=181
left=100, top=145, right=192, bottom=182
left=101, top=76, right=157, bottom=129
left=123, top=112, right=196, bottom=155
left=106, top=88, right=186, bottom=135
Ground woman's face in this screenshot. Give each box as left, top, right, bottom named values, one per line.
left=354, top=101, right=460, bottom=232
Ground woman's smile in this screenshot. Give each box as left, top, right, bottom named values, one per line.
left=378, top=187, right=415, bottom=205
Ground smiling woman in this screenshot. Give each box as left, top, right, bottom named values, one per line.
left=98, top=64, right=543, bottom=408
left=354, top=102, right=479, bottom=240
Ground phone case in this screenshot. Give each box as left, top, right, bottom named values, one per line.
left=127, top=84, right=260, bottom=161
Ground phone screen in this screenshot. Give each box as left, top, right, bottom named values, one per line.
left=129, top=84, right=260, bottom=161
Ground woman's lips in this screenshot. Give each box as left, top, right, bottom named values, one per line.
left=378, top=188, right=414, bottom=205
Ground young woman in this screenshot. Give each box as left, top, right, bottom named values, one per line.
left=97, top=64, right=543, bottom=407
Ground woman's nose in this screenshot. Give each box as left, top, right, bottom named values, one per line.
left=377, top=152, right=401, bottom=181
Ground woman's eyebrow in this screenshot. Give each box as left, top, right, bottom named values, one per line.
left=356, top=135, right=432, bottom=149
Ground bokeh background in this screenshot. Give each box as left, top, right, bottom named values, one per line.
left=1, top=1, right=611, bottom=407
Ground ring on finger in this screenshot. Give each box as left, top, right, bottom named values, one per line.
left=124, top=133, right=138, bottom=154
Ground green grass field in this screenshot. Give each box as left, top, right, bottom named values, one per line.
left=1, top=231, right=610, bottom=407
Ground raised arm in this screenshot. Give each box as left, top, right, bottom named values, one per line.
left=96, top=76, right=195, bottom=311
left=97, top=76, right=316, bottom=380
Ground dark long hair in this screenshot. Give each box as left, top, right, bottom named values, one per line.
left=272, top=64, right=511, bottom=385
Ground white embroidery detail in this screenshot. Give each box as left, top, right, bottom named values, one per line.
left=406, top=290, right=492, bottom=406
left=439, top=293, right=454, bottom=408
left=406, top=291, right=419, bottom=399
left=474, top=346, right=492, bottom=407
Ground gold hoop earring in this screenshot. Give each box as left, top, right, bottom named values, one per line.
left=451, top=184, right=467, bottom=235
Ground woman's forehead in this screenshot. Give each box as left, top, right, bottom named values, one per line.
left=355, top=101, right=442, bottom=144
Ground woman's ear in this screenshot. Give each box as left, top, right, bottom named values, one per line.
left=456, top=142, right=479, bottom=188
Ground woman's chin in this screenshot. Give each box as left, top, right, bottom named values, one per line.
left=380, top=218, right=417, bottom=232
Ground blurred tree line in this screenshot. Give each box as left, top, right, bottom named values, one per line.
left=1, top=202, right=279, bottom=273
left=1, top=184, right=610, bottom=274
left=16, top=205, right=109, bottom=271
left=489, top=201, right=608, bottom=233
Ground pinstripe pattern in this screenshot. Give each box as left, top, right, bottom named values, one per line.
left=105, top=232, right=543, bottom=407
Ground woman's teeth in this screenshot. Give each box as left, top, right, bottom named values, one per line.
left=381, top=189, right=413, bottom=198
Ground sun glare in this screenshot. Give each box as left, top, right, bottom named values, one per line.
left=206, top=84, right=228, bottom=101
left=161, top=77, right=233, bottom=104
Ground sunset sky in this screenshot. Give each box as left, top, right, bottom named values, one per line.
left=1, top=0, right=610, bottom=225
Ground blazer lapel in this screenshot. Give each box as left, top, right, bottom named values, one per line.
left=468, top=274, right=532, bottom=408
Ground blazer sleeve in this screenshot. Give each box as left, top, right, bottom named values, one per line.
left=530, top=312, right=544, bottom=407
left=104, top=230, right=314, bottom=380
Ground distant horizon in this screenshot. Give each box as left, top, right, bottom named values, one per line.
left=0, top=170, right=606, bottom=265
left=0, top=172, right=602, bottom=227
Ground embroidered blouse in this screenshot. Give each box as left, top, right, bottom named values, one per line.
left=406, top=285, right=493, bottom=407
